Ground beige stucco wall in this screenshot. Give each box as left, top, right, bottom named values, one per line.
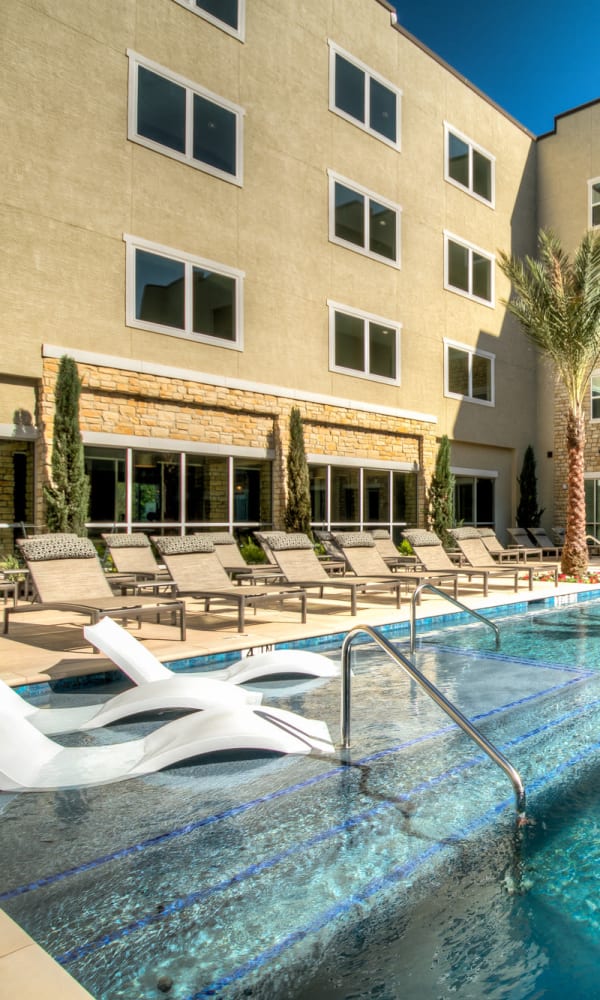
left=536, top=101, right=600, bottom=528
left=1, top=0, right=547, bottom=530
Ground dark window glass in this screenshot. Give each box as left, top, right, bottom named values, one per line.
left=137, top=67, right=186, bottom=153
left=192, top=268, right=235, bottom=341
left=335, top=183, right=364, bottom=247
left=594, top=204, right=600, bottom=227
left=186, top=455, right=228, bottom=522
left=369, top=200, right=396, bottom=260
left=309, top=465, right=327, bottom=523
left=195, top=0, right=238, bottom=29
left=476, top=478, right=494, bottom=524
left=233, top=460, right=271, bottom=523
left=448, top=133, right=469, bottom=188
left=593, top=185, right=600, bottom=226
left=133, top=451, right=180, bottom=523
left=472, top=252, right=491, bottom=301
left=592, top=380, right=600, bottom=419
left=136, top=250, right=185, bottom=330
left=331, top=467, right=359, bottom=525
left=455, top=479, right=474, bottom=524
left=363, top=470, right=390, bottom=523
left=448, top=347, right=469, bottom=395
left=335, top=312, right=364, bottom=371
left=393, top=471, right=417, bottom=527
left=473, top=149, right=492, bottom=201
left=193, top=95, right=236, bottom=175
left=448, top=241, right=469, bottom=292
left=370, top=77, right=396, bottom=142
left=472, top=354, right=492, bottom=400
left=369, top=322, right=396, bottom=379
left=85, top=447, right=126, bottom=523
left=335, top=54, right=365, bottom=123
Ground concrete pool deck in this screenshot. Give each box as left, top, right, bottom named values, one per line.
left=1, top=570, right=599, bottom=998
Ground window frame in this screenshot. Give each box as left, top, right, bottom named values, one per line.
left=444, top=338, right=495, bottom=406
left=172, top=0, right=245, bottom=40
left=444, top=231, right=495, bottom=307
left=127, top=50, right=244, bottom=186
left=328, top=40, right=402, bottom=151
left=589, top=177, right=600, bottom=229
left=444, top=122, right=495, bottom=207
left=328, top=299, right=401, bottom=386
left=124, top=234, right=244, bottom=350
left=328, top=170, right=402, bottom=268
left=591, top=373, right=600, bottom=420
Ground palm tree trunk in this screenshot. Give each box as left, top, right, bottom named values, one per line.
left=562, top=408, right=588, bottom=576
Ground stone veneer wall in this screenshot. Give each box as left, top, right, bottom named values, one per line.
left=39, top=358, right=438, bottom=527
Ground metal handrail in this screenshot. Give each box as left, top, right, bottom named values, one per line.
left=409, top=582, right=500, bottom=654
left=341, top=624, right=526, bottom=818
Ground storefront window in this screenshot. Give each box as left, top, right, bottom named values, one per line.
left=132, top=451, right=180, bottom=523
left=85, top=447, right=126, bottom=524
left=186, top=455, right=228, bottom=523
left=233, top=459, right=271, bottom=524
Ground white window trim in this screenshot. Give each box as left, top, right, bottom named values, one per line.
left=172, top=0, right=245, bottom=41
left=127, top=50, right=244, bottom=186
left=328, top=40, right=402, bottom=152
left=444, top=337, right=495, bottom=407
left=328, top=299, right=401, bottom=386
left=589, top=177, right=600, bottom=229
left=444, top=230, right=495, bottom=307
left=327, top=170, right=402, bottom=268
left=124, top=233, right=244, bottom=351
left=444, top=122, right=495, bottom=208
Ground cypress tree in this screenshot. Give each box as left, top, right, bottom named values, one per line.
left=44, top=355, right=90, bottom=535
left=284, top=407, right=312, bottom=537
left=428, top=435, right=455, bottom=547
left=516, top=445, right=544, bottom=528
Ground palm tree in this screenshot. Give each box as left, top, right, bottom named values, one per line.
left=498, top=229, right=600, bottom=576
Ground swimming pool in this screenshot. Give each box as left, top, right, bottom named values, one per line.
left=3, top=592, right=600, bottom=998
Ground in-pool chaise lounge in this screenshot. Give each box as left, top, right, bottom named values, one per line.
left=84, top=615, right=339, bottom=686
left=0, top=704, right=335, bottom=792
left=4, top=534, right=186, bottom=643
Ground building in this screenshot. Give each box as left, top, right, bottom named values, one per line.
left=1, top=0, right=598, bottom=552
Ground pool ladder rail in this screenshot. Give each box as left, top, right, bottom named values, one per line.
left=341, top=588, right=526, bottom=819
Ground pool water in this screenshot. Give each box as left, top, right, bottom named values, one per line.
left=3, top=595, right=600, bottom=997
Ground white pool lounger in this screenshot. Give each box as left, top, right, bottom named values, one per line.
left=0, top=673, right=261, bottom=737
left=84, top=616, right=339, bottom=685
left=0, top=705, right=335, bottom=792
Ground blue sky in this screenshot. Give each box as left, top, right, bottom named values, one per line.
left=391, top=1, right=599, bottom=135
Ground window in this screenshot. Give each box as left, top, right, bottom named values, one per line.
left=127, top=51, right=244, bottom=184
left=454, top=474, right=495, bottom=526
left=328, top=171, right=401, bottom=267
left=444, top=339, right=495, bottom=405
left=589, top=178, right=600, bottom=228
left=173, top=0, right=245, bottom=39
left=125, top=235, right=244, bottom=349
left=444, top=232, right=494, bottom=305
left=328, top=301, right=400, bottom=384
left=591, top=374, right=600, bottom=420
left=308, top=463, right=417, bottom=538
left=328, top=41, right=401, bottom=149
left=444, top=123, right=494, bottom=205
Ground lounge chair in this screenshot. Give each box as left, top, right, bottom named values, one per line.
left=448, top=527, right=556, bottom=590
left=84, top=615, right=339, bottom=686
left=151, top=535, right=307, bottom=633
left=330, top=531, right=460, bottom=600
left=101, top=532, right=172, bottom=582
left=255, top=531, right=405, bottom=615
left=507, top=527, right=561, bottom=560
left=401, top=529, right=530, bottom=597
left=477, top=527, right=544, bottom=563
left=528, top=527, right=563, bottom=557
left=199, top=531, right=285, bottom=583
left=369, top=529, right=409, bottom=570
left=4, top=534, right=186, bottom=643
left=0, top=703, right=335, bottom=792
